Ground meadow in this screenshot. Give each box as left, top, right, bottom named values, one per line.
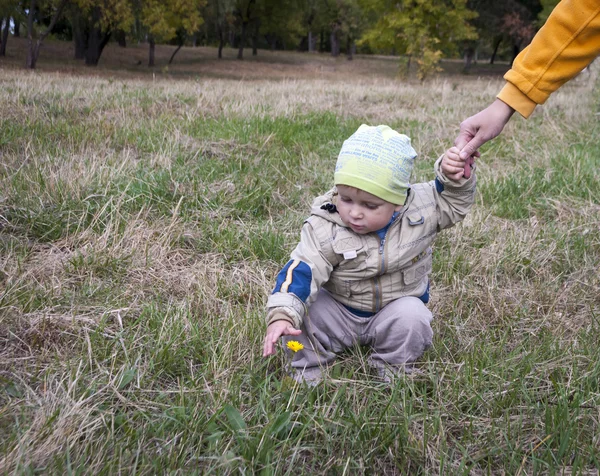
left=1, top=39, right=600, bottom=474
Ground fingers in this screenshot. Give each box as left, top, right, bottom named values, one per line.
left=263, top=333, right=278, bottom=357
left=454, top=130, right=472, bottom=151
left=463, top=155, right=474, bottom=179
left=459, top=136, right=486, bottom=161
left=262, top=325, right=302, bottom=357
left=442, top=145, right=477, bottom=181
left=286, top=327, right=302, bottom=336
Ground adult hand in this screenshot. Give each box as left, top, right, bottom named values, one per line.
left=263, top=318, right=302, bottom=357
left=455, top=99, right=515, bottom=177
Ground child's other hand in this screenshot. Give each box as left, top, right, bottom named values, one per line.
left=263, top=318, right=302, bottom=357
left=442, top=146, right=478, bottom=181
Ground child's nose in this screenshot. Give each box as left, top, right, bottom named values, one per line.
left=349, top=207, right=362, bottom=218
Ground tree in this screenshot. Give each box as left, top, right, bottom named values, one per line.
left=25, top=0, right=68, bottom=68
left=71, top=0, right=134, bottom=66
left=502, top=6, right=536, bottom=63
left=537, top=0, right=559, bottom=25
left=232, top=0, right=259, bottom=59
left=302, top=0, right=319, bottom=52
left=140, top=0, right=204, bottom=67
left=467, top=0, right=541, bottom=65
left=0, top=17, right=9, bottom=56
left=259, top=0, right=304, bottom=52
left=360, top=0, right=478, bottom=79
left=0, top=0, right=20, bottom=56
left=203, top=0, right=235, bottom=58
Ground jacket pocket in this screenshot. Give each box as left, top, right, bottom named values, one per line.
left=332, top=229, right=365, bottom=270
left=402, top=252, right=432, bottom=285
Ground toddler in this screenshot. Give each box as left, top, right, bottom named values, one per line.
left=262, top=124, right=476, bottom=384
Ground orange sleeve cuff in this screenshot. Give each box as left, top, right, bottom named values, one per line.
left=497, top=82, right=537, bottom=119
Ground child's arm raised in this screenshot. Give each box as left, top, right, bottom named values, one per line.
left=430, top=146, right=478, bottom=231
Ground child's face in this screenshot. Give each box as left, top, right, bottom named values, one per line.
left=336, top=185, right=403, bottom=234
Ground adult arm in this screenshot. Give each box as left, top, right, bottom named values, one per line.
left=456, top=0, right=600, bottom=161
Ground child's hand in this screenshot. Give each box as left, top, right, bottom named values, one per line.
left=263, top=319, right=302, bottom=357
left=441, top=146, right=478, bottom=181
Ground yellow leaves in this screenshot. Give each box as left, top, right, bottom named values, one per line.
left=141, top=0, right=204, bottom=40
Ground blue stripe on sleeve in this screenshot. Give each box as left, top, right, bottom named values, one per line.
left=435, top=177, right=444, bottom=193
left=272, top=260, right=313, bottom=302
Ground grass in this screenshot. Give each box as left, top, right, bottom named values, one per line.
left=1, top=40, right=600, bottom=474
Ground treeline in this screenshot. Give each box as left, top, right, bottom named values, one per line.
left=0, top=0, right=559, bottom=77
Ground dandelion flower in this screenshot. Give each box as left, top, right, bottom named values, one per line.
left=286, top=340, right=304, bottom=352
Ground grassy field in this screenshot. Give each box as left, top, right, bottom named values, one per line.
left=1, top=40, right=600, bottom=474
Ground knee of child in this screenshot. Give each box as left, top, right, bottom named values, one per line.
left=387, top=298, right=433, bottom=324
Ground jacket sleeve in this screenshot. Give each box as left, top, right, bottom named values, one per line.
left=266, top=219, right=335, bottom=328
left=431, top=156, right=477, bottom=231
left=498, top=0, right=600, bottom=118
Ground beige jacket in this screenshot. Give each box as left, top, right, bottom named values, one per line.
left=266, top=157, right=476, bottom=328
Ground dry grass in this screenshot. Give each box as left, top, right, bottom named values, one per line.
left=1, top=40, right=600, bottom=474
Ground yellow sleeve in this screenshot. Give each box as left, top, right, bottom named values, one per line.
left=498, top=0, right=600, bottom=118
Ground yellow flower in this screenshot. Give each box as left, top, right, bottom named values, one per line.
left=286, top=340, right=304, bottom=352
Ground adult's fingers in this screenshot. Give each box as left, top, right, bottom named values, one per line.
left=454, top=129, right=473, bottom=152
left=459, top=135, right=486, bottom=161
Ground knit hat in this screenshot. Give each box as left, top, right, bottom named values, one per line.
left=334, top=124, right=417, bottom=205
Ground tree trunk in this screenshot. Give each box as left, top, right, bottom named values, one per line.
left=228, top=29, right=235, bottom=47
left=251, top=19, right=259, bottom=56
left=74, top=31, right=86, bottom=59
left=71, top=9, right=87, bottom=60
left=251, top=28, right=258, bottom=55
left=320, top=29, right=325, bottom=52
left=25, top=0, right=68, bottom=69
left=308, top=30, right=316, bottom=53
left=83, top=6, right=112, bottom=66
left=148, top=37, right=155, bottom=67
left=330, top=23, right=340, bottom=57
left=346, top=37, right=353, bottom=61
left=237, top=21, right=246, bottom=59
left=217, top=25, right=224, bottom=58
left=14, top=18, right=20, bottom=37
left=115, top=30, right=126, bottom=47
left=463, top=46, right=474, bottom=72
left=490, top=37, right=501, bottom=64
left=511, top=42, right=521, bottom=65
left=84, top=28, right=111, bottom=66
left=168, top=42, right=183, bottom=65
left=26, top=42, right=42, bottom=68
left=0, top=18, right=7, bottom=57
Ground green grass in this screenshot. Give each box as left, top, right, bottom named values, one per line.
left=1, top=44, right=600, bottom=474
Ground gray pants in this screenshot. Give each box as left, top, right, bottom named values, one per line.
left=284, top=289, right=433, bottom=372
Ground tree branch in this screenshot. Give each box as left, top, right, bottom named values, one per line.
left=39, top=0, right=69, bottom=43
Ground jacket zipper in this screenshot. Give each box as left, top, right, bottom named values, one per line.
left=374, top=236, right=387, bottom=312
left=373, top=212, right=401, bottom=313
